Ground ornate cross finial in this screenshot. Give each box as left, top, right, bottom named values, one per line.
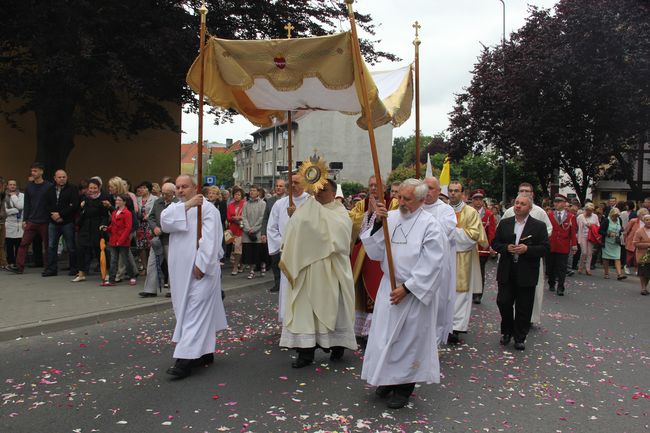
left=284, top=22, right=294, bottom=39
left=413, top=21, right=421, bottom=46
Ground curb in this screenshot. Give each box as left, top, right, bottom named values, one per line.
left=0, top=275, right=273, bottom=342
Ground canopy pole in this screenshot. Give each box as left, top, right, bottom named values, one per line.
left=285, top=22, right=294, bottom=208
left=413, top=21, right=421, bottom=178
left=196, top=2, right=208, bottom=246
left=345, top=0, right=396, bottom=292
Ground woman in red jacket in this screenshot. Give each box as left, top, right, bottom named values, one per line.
left=101, top=195, right=137, bottom=286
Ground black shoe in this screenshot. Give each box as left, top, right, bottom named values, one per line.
left=192, top=353, right=214, bottom=367
left=386, top=392, right=410, bottom=409
left=330, top=347, right=344, bottom=361
left=166, top=359, right=192, bottom=379
left=165, top=292, right=171, bottom=298
left=472, top=294, right=482, bottom=304
left=500, top=334, right=512, bottom=346
left=291, top=357, right=313, bottom=369
left=447, top=332, right=460, bottom=345
left=566, top=270, right=575, bottom=276
left=375, top=386, right=392, bottom=398
left=269, top=286, right=279, bottom=293
left=548, top=285, right=555, bottom=292
left=41, top=270, right=57, bottom=277
left=557, top=287, right=565, bottom=296
left=514, top=341, right=526, bottom=351
left=138, top=292, right=157, bottom=298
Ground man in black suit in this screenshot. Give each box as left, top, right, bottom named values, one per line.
left=492, top=194, right=549, bottom=351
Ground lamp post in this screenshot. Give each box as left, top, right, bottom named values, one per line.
left=499, top=0, right=507, bottom=205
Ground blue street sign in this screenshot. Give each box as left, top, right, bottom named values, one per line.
left=204, top=175, right=217, bottom=185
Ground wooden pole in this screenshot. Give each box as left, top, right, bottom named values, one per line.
left=196, top=2, right=208, bottom=246
left=345, top=0, right=396, bottom=292
left=284, top=22, right=294, bottom=208
left=413, top=21, right=421, bottom=178
left=287, top=111, right=294, bottom=207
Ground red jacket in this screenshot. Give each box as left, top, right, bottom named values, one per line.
left=478, top=207, right=496, bottom=256
left=107, top=208, right=133, bottom=247
left=548, top=210, right=577, bottom=254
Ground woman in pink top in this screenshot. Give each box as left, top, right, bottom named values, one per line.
left=576, top=203, right=600, bottom=275
left=624, top=208, right=648, bottom=272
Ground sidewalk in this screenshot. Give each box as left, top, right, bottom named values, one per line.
left=0, top=264, right=273, bottom=341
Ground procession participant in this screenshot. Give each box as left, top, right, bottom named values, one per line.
left=546, top=194, right=577, bottom=296
left=501, top=183, right=552, bottom=325
left=261, top=179, right=287, bottom=292
left=348, top=175, right=398, bottom=340
left=279, top=179, right=356, bottom=368
left=447, top=181, right=488, bottom=344
left=161, top=175, right=227, bottom=379
left=470, top=189, right=497, bottom=304
left=266, top=174, right=310, bottom=321
left=492, top=194, right=549, bottom=351
left=360, top=179, right=449, bottom=409
left=422, top=176, right=457, bottom=344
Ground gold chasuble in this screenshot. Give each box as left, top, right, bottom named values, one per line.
left=454, top=204, right=488, bottom=293
left=279, top=198, right=355, bottom=339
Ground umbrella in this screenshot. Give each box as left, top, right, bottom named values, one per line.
left=99, top=238, right=107, bottom=281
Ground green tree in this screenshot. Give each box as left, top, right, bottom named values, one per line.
left=206, top=153, right=235, bottom=188
left=0, top=0, right=397, bottom=177
left=392, top=136, right=408, bottom=169
left=387, top=166, right=416, bottom=184
left=341, top=181, right=365, bottom=197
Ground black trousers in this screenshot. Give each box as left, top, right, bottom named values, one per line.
left=572, top=244, right=581, bottom=269
left=497, top=266, right=536, bottom=342
left=547, top=252, right=568, bottom=289
left=270, top=252, right=281, bottom=291
left=5, top=237, right=21, bottom=265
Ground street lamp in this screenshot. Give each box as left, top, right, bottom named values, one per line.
left=499, top=0, right=507, bottom=205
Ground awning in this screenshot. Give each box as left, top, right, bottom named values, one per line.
left=186, top=32, right=412, bottom=129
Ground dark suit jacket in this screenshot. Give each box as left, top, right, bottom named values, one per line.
left=492, top=215, right=550, bottom=287
left=148, top=196, right=178, bottom=245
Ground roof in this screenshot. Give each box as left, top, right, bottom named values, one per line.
left=250, top=110, right=310, bottom=135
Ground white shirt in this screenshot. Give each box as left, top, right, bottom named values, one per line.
left=514, top=216, right=529, bottom=244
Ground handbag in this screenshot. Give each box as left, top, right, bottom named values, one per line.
left=224, top=229, right=235, bottom=245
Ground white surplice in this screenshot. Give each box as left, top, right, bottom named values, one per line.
left=422, top=200, right=457, bottom=344
left=360, top=208, right=448, bottom=386
left=501, top=204, right=552, bottom=324
left=161, top=198, right=227, bottom=359
left=267, top=192, right=310, bottom=322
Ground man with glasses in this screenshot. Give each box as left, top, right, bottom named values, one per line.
left=500, top=183, right=553, bottom=325
left=446, top=181, right=488, bottom=344
left=360, top=179, right=449, bottom=409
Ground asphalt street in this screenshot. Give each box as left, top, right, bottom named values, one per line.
left=1, top=262, right=648, bottom=433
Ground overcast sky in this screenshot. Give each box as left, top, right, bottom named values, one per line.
left=181, top=0, right=558, bottom=144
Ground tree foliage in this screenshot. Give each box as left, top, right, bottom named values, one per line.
left=340, top=181, right=365, bottom=198
left=448, top=0, right=649, bottom=203
left=0, top=0, right=397, bottom=177
left=206, top=152, right=235, bottom=188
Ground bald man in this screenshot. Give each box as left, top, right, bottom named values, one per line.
left=161, top=175, right=227, bottom=378
left=43, top=169, right=79, bottom=277
left=139, top=182, right=178, bottom=298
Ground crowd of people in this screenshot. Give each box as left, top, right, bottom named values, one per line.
left=2, top=163, right=649, bottom=410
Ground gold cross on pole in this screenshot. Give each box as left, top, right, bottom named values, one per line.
left=413, top=21, right=421, bottom=46
left=284, top=22, right=294, bottom=39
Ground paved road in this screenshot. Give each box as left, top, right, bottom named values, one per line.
left=1, top=263, right=648, bottom=432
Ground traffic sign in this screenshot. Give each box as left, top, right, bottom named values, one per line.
left=204, top=175, right=217, bottom=185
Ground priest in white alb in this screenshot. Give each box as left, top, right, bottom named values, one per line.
left=500, top=182, right=552, bottom=325
left=361, top=179, right=449, bottom=409
left=447, top=180, right=488, bottom=344
left=161, top=175, right=228, bottom=379
left=279, top=179, right=357, bottom=368
left=422, top=176, right=457, bottom=345
left=266, top=174, right=310, bottom=322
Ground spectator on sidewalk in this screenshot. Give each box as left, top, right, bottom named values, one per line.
left=73, top=178, right=109, bottom=282
left=600, top=207, right=626, bottom=281
left=632, top=214, right=650, bottom=296
left=11, top=162, right=52, bottom=274
left=102, top=194, right=137, bottom=286
left=135, top=181, right=155, bottom=275
left=624, top=208, right=648, bottom=275
left=43, top=170, right=79, bottom=277
left=139, top=182, right=177, bottom=298
left=577, top=203, right=599, bottom=276
left=103, top=176, right=138, bottom=282
left=0, top=177, right=7, bottom=270
left=242, top=185, right=266, bottom=279
left=226, top=187, right=245, bottom=275
left=4, top=180, right=24, bottom=268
